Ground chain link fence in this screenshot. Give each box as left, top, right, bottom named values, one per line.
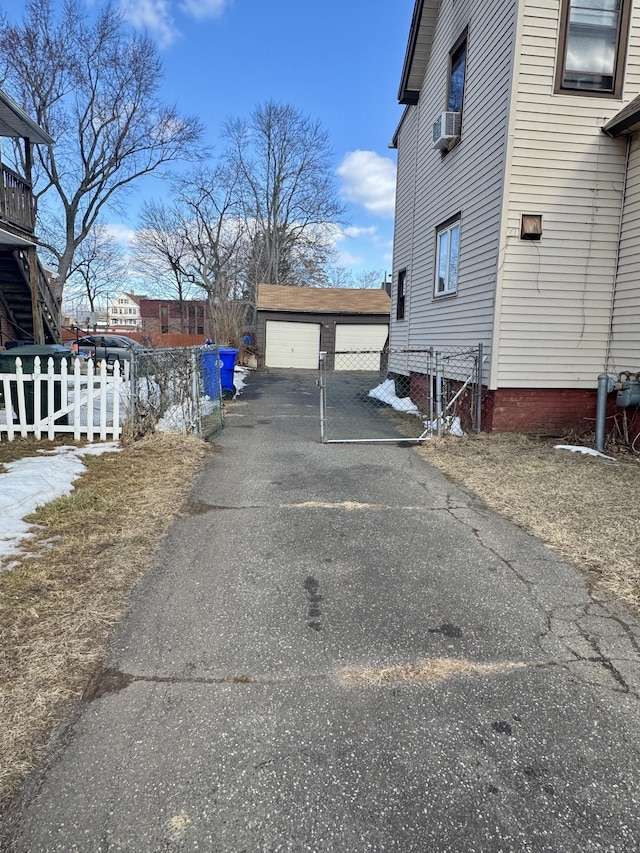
left=319, top=346, right=483, bottom=443
left=124, top=346, right=224, bottom=442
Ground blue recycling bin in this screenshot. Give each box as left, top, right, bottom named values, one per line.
left=200, top=349, right=221, bottom=399
left=218, top=347, right=238, bottom=397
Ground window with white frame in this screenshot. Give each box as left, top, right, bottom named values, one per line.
left=435, top=218, right=461, bottom=296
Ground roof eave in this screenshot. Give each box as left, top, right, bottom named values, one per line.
left=397, top=0, right=442, bottom=105
left=0, top=88, right=53, bottom=146
left=602, top=92, right=640, bottom=136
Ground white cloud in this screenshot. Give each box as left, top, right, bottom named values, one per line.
left=179, top=0, right=230, bottom=20
left=119, top=0, right=178, bottom=47
left=342, top=225, right=378, bottom=240
left=119, top=0, right=230, bottom=45
left=336, top=150, right=396, bottom=218
left=336, top=250, right=364, bottom=266
left=104, top=223, right=138, bottom=247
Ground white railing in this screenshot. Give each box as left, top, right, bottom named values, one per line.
left=0, top=356, right=130, bottom=442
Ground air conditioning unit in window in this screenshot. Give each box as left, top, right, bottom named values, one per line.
left=432, top=111, right=462, bottom=149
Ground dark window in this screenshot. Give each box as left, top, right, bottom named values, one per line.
left=448, top=38, right=467, bottom=113
left=396, top=270, right=407, bottom=320
left=557, top=0, right=630, bottom=96
left=160, top=305, right=169, bottom=334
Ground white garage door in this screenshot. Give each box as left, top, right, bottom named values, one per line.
left=265, top=320, right=321, bottom=369
left=335, top=324, right=389, bottom=370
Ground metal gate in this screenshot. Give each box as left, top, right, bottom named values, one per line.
left=318, top=346, right=483, bottom=443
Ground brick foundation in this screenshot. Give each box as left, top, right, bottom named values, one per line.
left=484, top=387, right=598, bottom=435
left=407, top=372, right=640, bottom=438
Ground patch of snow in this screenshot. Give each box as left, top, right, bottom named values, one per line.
left=234, top=366, right=249, bottom=396
left=368, top=379, right=420, bottom=416
left=554, top=444, right=616, bottom=461
left=423, top=415, right=466, bottom=437
left=0, top=442, right=120, bottom=567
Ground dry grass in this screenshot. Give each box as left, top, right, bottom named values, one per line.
left=338, top=658, right=526, bottom=687
left=419, top=433, right=640, bottom=607
left=0, top=433, right=211, bottom=816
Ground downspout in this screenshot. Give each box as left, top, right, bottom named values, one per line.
left=595, top=373, right=610, bottom=453
left=596, top=132, right=631, bottom=451
left=488, top=0, right=526, bottom=396
left=604, top=133, right=630, bottom=373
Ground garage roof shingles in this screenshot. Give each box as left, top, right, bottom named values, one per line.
left=257, top=284, right=390, bottom=315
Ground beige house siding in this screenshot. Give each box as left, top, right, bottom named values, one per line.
left=390, top=0, right=517, bottom=376
left=495, top=0, right=640, bottom=389
left=608, top=134, right=640, bottom=373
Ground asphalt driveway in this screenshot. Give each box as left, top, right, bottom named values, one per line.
left=3, top=370, right=640, bottom=851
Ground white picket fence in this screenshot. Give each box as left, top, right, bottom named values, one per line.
left=0, top=355, right=130, bottom=442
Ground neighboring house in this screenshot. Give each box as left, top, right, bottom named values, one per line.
left=390, top=0, right=640, bottom=434
left=256, top=284, right=390, bottom=369
left=0, top=88, right=60, bottom=346
left=107, top=291, right=145, bottom=333
left=139, top=298, right=209, bottom=344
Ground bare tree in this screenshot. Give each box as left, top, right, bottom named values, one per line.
left=175, top=165, right=245, bottom=305
left=0, top=0, right=203, bottom=296
left=135, top=165, right=247, bottom=343
left=65, top=222, right=126, bottom=313
left=133, top=200, right=195, bottom=311
left=325, top=267, right=386, bottom=289
left=223, top=101, right=345, bottom=297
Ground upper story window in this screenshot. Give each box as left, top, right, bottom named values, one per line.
left=556, top=0, right=630, bottom=96
left=435, top=217, right=461, bottom=297
left=396, top=269, right=407, bottom=320
left=448, top=37, right=467, bottom=113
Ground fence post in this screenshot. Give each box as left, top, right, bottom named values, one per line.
left=191, top=349, right=201, bottom=437
left=73, top=358, right=82, bottom=442
left=318, top=352, right=328, bottom=443
left=427, top=347, right=434, bottom=433
left=434, top=351, right=443, bottom=437
left=475, top=342, right=483, bottom=434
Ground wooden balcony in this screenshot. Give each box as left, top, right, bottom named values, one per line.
left=0, top=167, right=61, bottom=342
left=0, top=163, right=35, bottom=236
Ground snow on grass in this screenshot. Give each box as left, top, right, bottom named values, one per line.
left=0, top=443, right=120, bottom=566
left=554, top=444, right=616, bottom=461
left=368, top=379, right=466, bottom=437
left=423, top=415, right=465, bottom=437
left=368, top=379, right=420, bottom=415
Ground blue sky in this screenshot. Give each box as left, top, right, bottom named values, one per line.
left=4, top=0, right=414, bottom=281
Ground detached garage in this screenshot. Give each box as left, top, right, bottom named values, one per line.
left=257, top=284, right=391, bottom=370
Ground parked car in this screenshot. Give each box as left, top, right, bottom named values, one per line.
left=73, top=335, right=143, bottom=369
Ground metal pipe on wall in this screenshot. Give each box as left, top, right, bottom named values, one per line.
left=595, top=373, right=610, bottom=452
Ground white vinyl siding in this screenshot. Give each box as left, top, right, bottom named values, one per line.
left=494, top=0, right=640, bottom=388
left=264, top=321, right=320, bottom=369
left=608, top=133, right=640, bottom=372
left=334, top=324, right=389, bottom=371
left=390, top=0, right=517, bottom=373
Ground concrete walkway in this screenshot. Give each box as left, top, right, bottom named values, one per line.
left=4, top=370, right=640, bottom=851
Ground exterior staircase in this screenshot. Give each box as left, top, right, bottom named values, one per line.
left=0, top=245, right=61, bottom=344
left=0, top=88, right=60, bottom=346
